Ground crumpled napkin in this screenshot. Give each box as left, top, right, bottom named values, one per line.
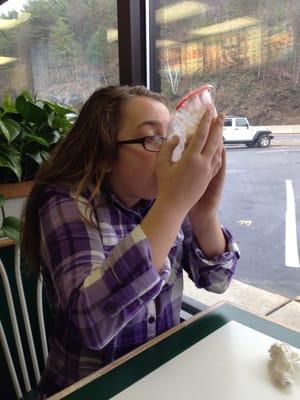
left=268, top=342, right=300, bottom=386
left=168, top=86, right=217, bottom=162
left=168, top=95, right=205, bottom=162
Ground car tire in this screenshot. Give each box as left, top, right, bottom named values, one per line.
left=257, top=134, right=271, bottom=148
left=245, top=142, right=256, bottom=148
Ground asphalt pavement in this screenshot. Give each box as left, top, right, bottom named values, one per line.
left=222, top=142, right=300, bottom=298
left=272, top=133, right=300, bottom=147
left=184, top=134, right=300, bottom=332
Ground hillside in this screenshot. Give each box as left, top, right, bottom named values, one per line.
left=191, top=66, right=300, bottom=125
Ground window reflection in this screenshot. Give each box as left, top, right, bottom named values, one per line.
left=154, top=0, right=300, bottom=300
left=156, top=0, right=299, bottom=121
left=0, top=0, right=119, bottom=108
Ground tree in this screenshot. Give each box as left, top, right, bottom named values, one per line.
left=49, top=17, right=79, bottom=56
left=161, top=48, right=182, bottom=96
left=23, top=0, right=62, bottom=42
left=0, top=10, right=18, bottom=19
left=87, top=26, right=108, bottom=66
left=65, top=0, right=116, bottom=46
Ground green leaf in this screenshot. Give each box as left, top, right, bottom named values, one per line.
left=20, top=90, right=33, bottom=102
left=44, top=101, right=75, bottom=116
left=25, top=150, right=43, bottom=164
left=0, top=144, right=22, bottom=181
left=2, top=216, right=21, bottom=242
left=66, top=113, right=78, bottom=124
left=24, top=134, right=50, bottom=147
left=0, top=160, right=22, bottom=181
left=3, top=112, right=23, bottom=123
left=0, top=118, right=20, bottom=142
left=42, top=130, right=61, bottom=145
left=15, top=95, right=48, bottom=123
left=53, top=115, right=72, bottom=130
left=0, top=119, right=11, bottom=141
left=1, top=94, right=16, bottom=113
left=47, top=112, right=55, bottom=128
left=3, top=216, right=20, bottom=231
left=19, top=125, right=33, bottom=140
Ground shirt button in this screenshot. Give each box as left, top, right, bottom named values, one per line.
left=103, top=301, right=117, bottom=314
left=148, top=316, right=156, bottom=324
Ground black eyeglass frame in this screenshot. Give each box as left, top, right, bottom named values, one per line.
left=116, top=135, right=167, bottom=152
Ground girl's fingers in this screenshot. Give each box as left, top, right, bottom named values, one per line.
left=215, top=147, right=226, bottom=178
left=209, top=143, right=223, bottom=176
left=202, top=113, right=225, bottom=159
left=186, top=109, right=214, bottom=154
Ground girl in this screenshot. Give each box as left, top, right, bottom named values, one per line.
left=22, top=85, right=239, bottom=397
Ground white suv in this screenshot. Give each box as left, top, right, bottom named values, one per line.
left=223, top=116, right=274, bottom=148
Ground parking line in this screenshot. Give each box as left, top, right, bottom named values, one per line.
left=285, top=179, right=300, bottom=268
left=257, top=148, right=300, bottom=154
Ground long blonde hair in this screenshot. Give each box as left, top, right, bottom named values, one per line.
left=22, top=85, right=168, bottom=272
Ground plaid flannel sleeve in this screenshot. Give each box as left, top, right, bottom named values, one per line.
left=181, top=218, right=240, bottom=293
left=39, top=193, right=170, bottom=350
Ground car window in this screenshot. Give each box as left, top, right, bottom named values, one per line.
left=236, top=118, right=248, bottom=127
left=224, top=119, right=232, bottom=127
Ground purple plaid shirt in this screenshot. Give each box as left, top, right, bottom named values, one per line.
left=38, top=185, right=239, bottom=397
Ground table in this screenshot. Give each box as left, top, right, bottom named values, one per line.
left=49, top=302, right=300, bottom=400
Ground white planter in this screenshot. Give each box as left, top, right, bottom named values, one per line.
left=3, top=196, right=27, bottom=219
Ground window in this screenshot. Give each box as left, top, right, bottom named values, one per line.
left=236, top=118, right=248, bottom=127
left=151, top=0, right=300, bottom=302
left=224, top=119, right=232, bottom=127
left=0, top=0, right=119, bottom=108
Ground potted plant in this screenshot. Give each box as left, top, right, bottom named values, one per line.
left=0, top=91, right=76, bottom=184
left=0, top=91, right=77, bottom=239
left=0, top=194, right=20, bottom=243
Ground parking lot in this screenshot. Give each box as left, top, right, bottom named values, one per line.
left=221, top=137, right=300, bottom=298
left=183, top=135, right=300, bottom=332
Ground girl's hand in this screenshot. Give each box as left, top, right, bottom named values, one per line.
left=156, top=111, right=225, bottom=215
left=142, top=111, right=225, bottom=268
left=187, top=145, right=227, bottom=257
left=188, top=136, right=226, bottom=221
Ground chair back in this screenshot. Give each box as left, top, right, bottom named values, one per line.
left=0, top=242, right=51, bottom=399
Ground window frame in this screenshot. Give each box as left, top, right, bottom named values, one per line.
left=117, top=0, right=147, bottom=86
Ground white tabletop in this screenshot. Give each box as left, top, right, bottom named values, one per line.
left=112, top=321, right=300, bottom=400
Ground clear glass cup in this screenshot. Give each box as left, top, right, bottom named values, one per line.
left=169, top=84, right=217, bottom=161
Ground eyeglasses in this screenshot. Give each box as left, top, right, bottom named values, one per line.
left=116, top=135, right=167, bottom=152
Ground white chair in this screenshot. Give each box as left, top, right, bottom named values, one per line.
left=0, top=243, right=49, bottom=399
left=0, top=244, right=202, bottom=398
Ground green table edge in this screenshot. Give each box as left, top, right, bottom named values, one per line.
left=63, top=303, right=300, bottom=399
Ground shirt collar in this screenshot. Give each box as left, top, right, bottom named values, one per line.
left=103, top=190, right=154, bottom=215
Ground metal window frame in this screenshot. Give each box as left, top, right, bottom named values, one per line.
left=117, top=0, right=147, bottom=86
left=117, top=0, right=161, bottom=91
left=147, top=0, right=161, bottom=91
